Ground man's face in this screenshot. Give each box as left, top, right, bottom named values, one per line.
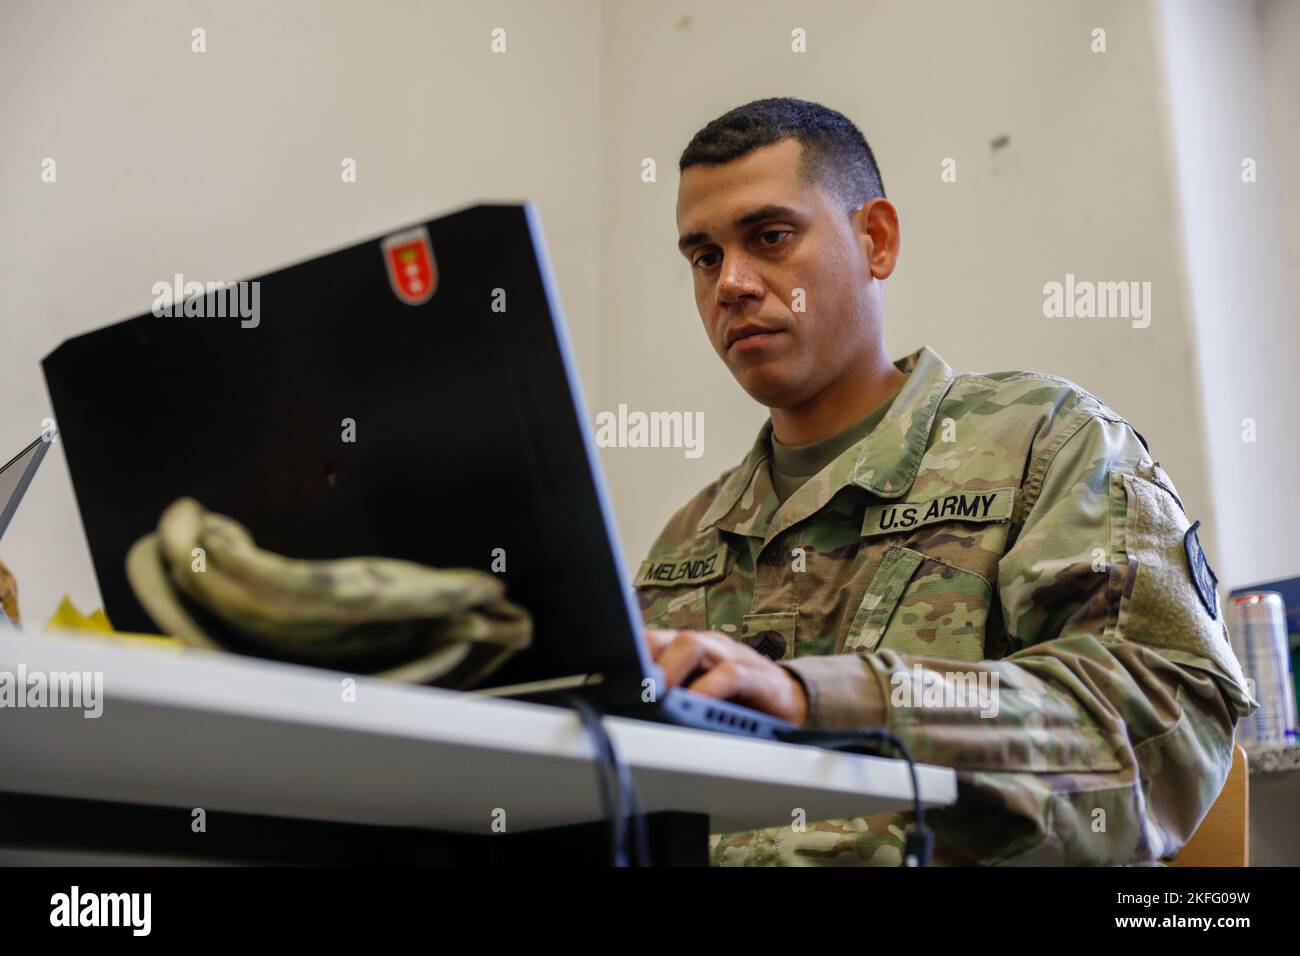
left=676, top=137, right=891, bottom=408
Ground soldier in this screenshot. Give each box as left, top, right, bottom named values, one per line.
left=636, top=97, right=1256, bottom=866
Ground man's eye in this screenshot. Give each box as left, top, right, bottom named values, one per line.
left=693, top=252, right=720, bottom=269
left=758, top=230, right=790, bottom=246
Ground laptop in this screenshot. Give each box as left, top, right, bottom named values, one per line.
left=0, top=435, right=52, bottom=626
left=1, top=436, right=51, bottom=542
left=42, top=203, right=792, bottom=740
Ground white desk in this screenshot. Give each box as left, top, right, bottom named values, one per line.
left=0, top=629, right=956, bottom=852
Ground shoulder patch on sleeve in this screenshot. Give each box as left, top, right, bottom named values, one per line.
left=1184, top=520, right=1219, bottom=619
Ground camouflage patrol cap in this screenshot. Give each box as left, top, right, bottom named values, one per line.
left=126, top=497, right=530, bottom=686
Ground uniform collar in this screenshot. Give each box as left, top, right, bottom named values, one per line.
left=696, top=345, right=956, bottom=541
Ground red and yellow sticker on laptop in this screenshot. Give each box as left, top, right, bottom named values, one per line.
left=382, top=226, right=438, bottom=305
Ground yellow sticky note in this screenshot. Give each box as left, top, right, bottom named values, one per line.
left=45, top=595, right=182, bottom=648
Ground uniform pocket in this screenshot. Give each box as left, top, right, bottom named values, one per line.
left=842, top=547, right=924, bottom=654
left=881, top=557, right=992, bottom=661
left=842, top=545, right=993, bottom=663
left=655, top=585, right=709, bottom=630
left=635, top=540, right=730, bottom=631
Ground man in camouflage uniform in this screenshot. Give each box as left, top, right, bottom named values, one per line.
left=637, top=98, right=1256, bottom=866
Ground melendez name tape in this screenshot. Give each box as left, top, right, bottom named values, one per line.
left=634, top=544, right=727, bottom=587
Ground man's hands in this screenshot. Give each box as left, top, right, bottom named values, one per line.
left=643, top=628, right=810, bottom=726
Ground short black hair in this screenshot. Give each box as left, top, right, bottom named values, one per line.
left=679, top=97, right=886, bottom=213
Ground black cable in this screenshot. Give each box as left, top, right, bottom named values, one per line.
left=565, top=694, right=649, bottom=866
left=776, top=727, right=934, bottom=867
left=566, top=695, right=626, bottom=865
left=615, top=746, right=650, bottom=867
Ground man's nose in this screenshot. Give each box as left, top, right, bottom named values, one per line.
left=716, top=254, right=764, bottom=306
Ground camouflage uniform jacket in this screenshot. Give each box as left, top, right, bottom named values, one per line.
left=635, top=345, right=1256, bottom=866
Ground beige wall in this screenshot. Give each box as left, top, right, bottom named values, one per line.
left=2, top=0, right=1296, bottom=627
left=1158, top=0, right=1300, bottom=590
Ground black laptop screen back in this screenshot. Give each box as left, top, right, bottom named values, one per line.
left=42, top=203, right=650, bottom=700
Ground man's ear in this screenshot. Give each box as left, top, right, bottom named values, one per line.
left=856, top=198, right=900, bottom=280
